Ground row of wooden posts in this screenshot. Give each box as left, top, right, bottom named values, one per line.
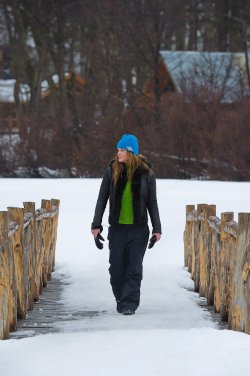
left=0, top=199, right=60, bottom=340
left=184, top=204, right=250, bottom=335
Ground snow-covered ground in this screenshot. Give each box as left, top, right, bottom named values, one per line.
left=0, top=178, right=250, bottom=376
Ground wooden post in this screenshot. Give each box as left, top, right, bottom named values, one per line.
left=50, top=199, right=60, bottom=279
left=230, top=213, right=250, bottom=333
left=41, top=200, right=52, bottom=287
left=198, top=204, right=216, bottom=300
left=227, top=230, right=238, bottom=328
left=190, top=209, right=198, bottom=283
left=220, top=212, right=234, bottom=321
left=193, top=204, right=207, bottom=293
left=198, top=204, right=208, bottom=297
left=8, top=207, right=26, bottom=320
left=1, top=210, right=17, bottom=332
left=23, top=202, right=36, bottom=311
left=242, top=215, right=250, bottom=334
left=184, top=205, right=195, bottom=270
left=205, top=205, right=216, bottom=305
left=211, top=221, right=221, bottom=313
left=0, top=212, right=10, bottom=339
left=34, top=212, right=44, bottom=299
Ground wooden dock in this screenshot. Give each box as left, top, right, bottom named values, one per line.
left=9, top=275, right=99, bottom=340
left=8, top=276, right=228, bottom=340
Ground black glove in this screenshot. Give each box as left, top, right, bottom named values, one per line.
left=95, top=233, right=105, bottom=250
left=148, top=234, right=157, bottom=249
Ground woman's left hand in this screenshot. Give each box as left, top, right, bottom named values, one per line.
left=152, top=233, right=161, bottom=242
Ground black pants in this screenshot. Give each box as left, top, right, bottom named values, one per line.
left=108, top=224, right=149, bottom=312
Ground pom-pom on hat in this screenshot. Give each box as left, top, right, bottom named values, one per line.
left=117, top=134, right=139, bottom=156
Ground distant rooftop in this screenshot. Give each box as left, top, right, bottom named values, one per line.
left=160, top=51, right=250, bottom=102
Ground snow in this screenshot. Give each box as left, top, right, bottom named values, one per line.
left=0, top=178, right=250, bottom=375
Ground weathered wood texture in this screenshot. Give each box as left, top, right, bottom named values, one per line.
left=229, top=213, right=250, bottom=333
left=0, top=211, right=12, bottom=338
left=219, top=213, right=234, bottom=322
left=23, top=202, right=36, bottom=311
left=0, top=199, right=60, bottom=339
left=198, top=205, right=216, bottom=300
left=184, top=204, right=250, bottom=335
left=184, top=205, right=195, bottom=270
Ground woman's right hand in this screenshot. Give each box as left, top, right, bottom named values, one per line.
left=91, top=228, right=100, bottom=238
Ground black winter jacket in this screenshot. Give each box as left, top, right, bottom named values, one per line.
left=91, top=159, right=162, bottom=234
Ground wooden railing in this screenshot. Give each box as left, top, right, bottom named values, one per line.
left=184, top=204, right=250, bottom=335
left=0, top=199, right=60, bottom=339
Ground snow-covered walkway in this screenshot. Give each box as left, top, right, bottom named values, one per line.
left=1, top=178, right=250, bottom=376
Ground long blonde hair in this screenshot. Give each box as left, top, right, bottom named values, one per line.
left=112, top=152, right=148, bottom=186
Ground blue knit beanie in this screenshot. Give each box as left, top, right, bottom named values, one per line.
left=117, top=134, right=139, bottom=156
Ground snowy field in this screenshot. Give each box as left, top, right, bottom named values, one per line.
left=0, top=178, right=250, bottom=376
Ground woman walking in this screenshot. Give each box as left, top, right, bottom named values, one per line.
left=91, top=134, right=161, bottom=315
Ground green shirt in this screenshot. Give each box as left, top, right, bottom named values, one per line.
left=119, top=180, right=134, bottom=224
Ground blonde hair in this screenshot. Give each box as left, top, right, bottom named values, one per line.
left=112, top=152, right=148, bottom=186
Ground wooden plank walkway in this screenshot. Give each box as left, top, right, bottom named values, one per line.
left=9, top=277, right=227, bottom=340
left=9, top=275, right=100, bottom=340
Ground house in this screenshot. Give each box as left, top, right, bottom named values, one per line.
left=143, top=50, right=250, bottom=103
left=0, top=72, right=86, bottom=133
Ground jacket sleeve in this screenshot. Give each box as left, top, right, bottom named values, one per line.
left=147, top=172, right=162, bottom=234
left=91, top=168, right=111, bottom=229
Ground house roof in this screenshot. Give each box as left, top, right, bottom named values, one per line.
left=160, top=50, right=250, bottom=102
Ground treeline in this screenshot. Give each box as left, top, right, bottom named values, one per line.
left=0, top=0, right=250, bottom=180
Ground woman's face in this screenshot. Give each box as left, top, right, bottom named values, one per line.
left=117, top=148, right=128, bottom=163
